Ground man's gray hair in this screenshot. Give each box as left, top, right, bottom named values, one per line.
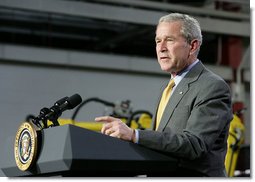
left=159, top=13, right=203, bottom=49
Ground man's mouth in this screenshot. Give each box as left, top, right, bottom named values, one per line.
left=160, top=56, right=169, bottom=61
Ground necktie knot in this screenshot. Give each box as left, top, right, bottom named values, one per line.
left=167, top=79, right=175, bottom=90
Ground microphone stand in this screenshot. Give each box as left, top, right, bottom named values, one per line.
left=31, top=107, right=60, bottom=130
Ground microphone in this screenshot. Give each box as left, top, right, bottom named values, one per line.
left=61, top=94, right=82, bottom=110
left=46, top=94, right=82, bottom=120
left=32, top=94, right=82, bottom=129
left=55, top=96, right=69, bottom=106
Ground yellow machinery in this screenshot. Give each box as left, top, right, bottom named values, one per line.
left=225, top=114, right=245, bottom=177
left=55, top=112, right=152, bottom=132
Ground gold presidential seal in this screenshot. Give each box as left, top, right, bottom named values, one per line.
left=14, top=122, right=38, bottom=171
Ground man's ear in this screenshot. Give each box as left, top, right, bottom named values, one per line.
left=189, top=39, right=200, bottom=55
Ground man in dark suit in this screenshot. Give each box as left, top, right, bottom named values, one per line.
left=95, top=13, right=233, bottom=177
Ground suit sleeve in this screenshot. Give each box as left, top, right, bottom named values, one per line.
left=138, top=77, right=233, bottom=160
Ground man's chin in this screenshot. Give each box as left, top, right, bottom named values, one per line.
left=160, top=66, right=172, bottom=73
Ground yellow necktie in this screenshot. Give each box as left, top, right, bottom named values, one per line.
left=156, top=79, right=175, bottom=130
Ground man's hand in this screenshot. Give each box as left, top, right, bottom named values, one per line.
left=95, top=116, right=136, bottom=142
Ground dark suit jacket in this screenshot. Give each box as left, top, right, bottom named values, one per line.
left=139, top=61, right=233, bottom=177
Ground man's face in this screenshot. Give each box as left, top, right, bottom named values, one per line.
left=155, top=21, right=192, bottom=74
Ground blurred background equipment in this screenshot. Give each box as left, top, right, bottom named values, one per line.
left=225, top=113, right=245, bottom=177
left=59, top=97, right=153, bottom=131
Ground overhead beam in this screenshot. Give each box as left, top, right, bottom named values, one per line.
left=94, top=0, right=250, bottom=20
left=0, top=43, right=233, bottom=81
left=0, top=0, right=250, bottom=37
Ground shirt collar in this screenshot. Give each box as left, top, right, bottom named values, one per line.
left=172, top=59, right=199, bottom=88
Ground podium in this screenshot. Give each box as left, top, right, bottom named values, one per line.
left=2, top=124, right=178, bottom=177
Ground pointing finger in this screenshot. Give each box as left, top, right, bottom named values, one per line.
left=95, top=116, right=118, bottom=123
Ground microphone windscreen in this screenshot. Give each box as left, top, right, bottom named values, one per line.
left=67, top=94, right=82, bottom=109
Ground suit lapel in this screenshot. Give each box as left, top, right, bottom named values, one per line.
left=157, top=62, right=205, bottom=131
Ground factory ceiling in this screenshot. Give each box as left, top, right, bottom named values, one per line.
left=0, top=0, right=250, bottom=65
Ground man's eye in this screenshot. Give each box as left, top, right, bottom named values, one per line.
left=155, top=40, right=161, bottom=44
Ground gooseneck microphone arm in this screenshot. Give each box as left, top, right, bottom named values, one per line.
left=32, top=94, right=82, bottom=129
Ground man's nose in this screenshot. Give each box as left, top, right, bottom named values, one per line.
left=159, top=41, right=167, bottom=52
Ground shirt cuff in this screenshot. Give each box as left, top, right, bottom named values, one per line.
left=134, top=129, right=139, bottom=144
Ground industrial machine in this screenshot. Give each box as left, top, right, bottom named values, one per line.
left=225, top=113, right=245, bottom=177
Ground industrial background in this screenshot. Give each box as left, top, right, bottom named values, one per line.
left=0, top=0, right=250, bottom=177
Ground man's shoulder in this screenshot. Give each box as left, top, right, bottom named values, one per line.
left=188, top=62, right=226, bottom=84
left=196, top=67, right=231, bottom=94
left=201, top=66, right=227, bottom=84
